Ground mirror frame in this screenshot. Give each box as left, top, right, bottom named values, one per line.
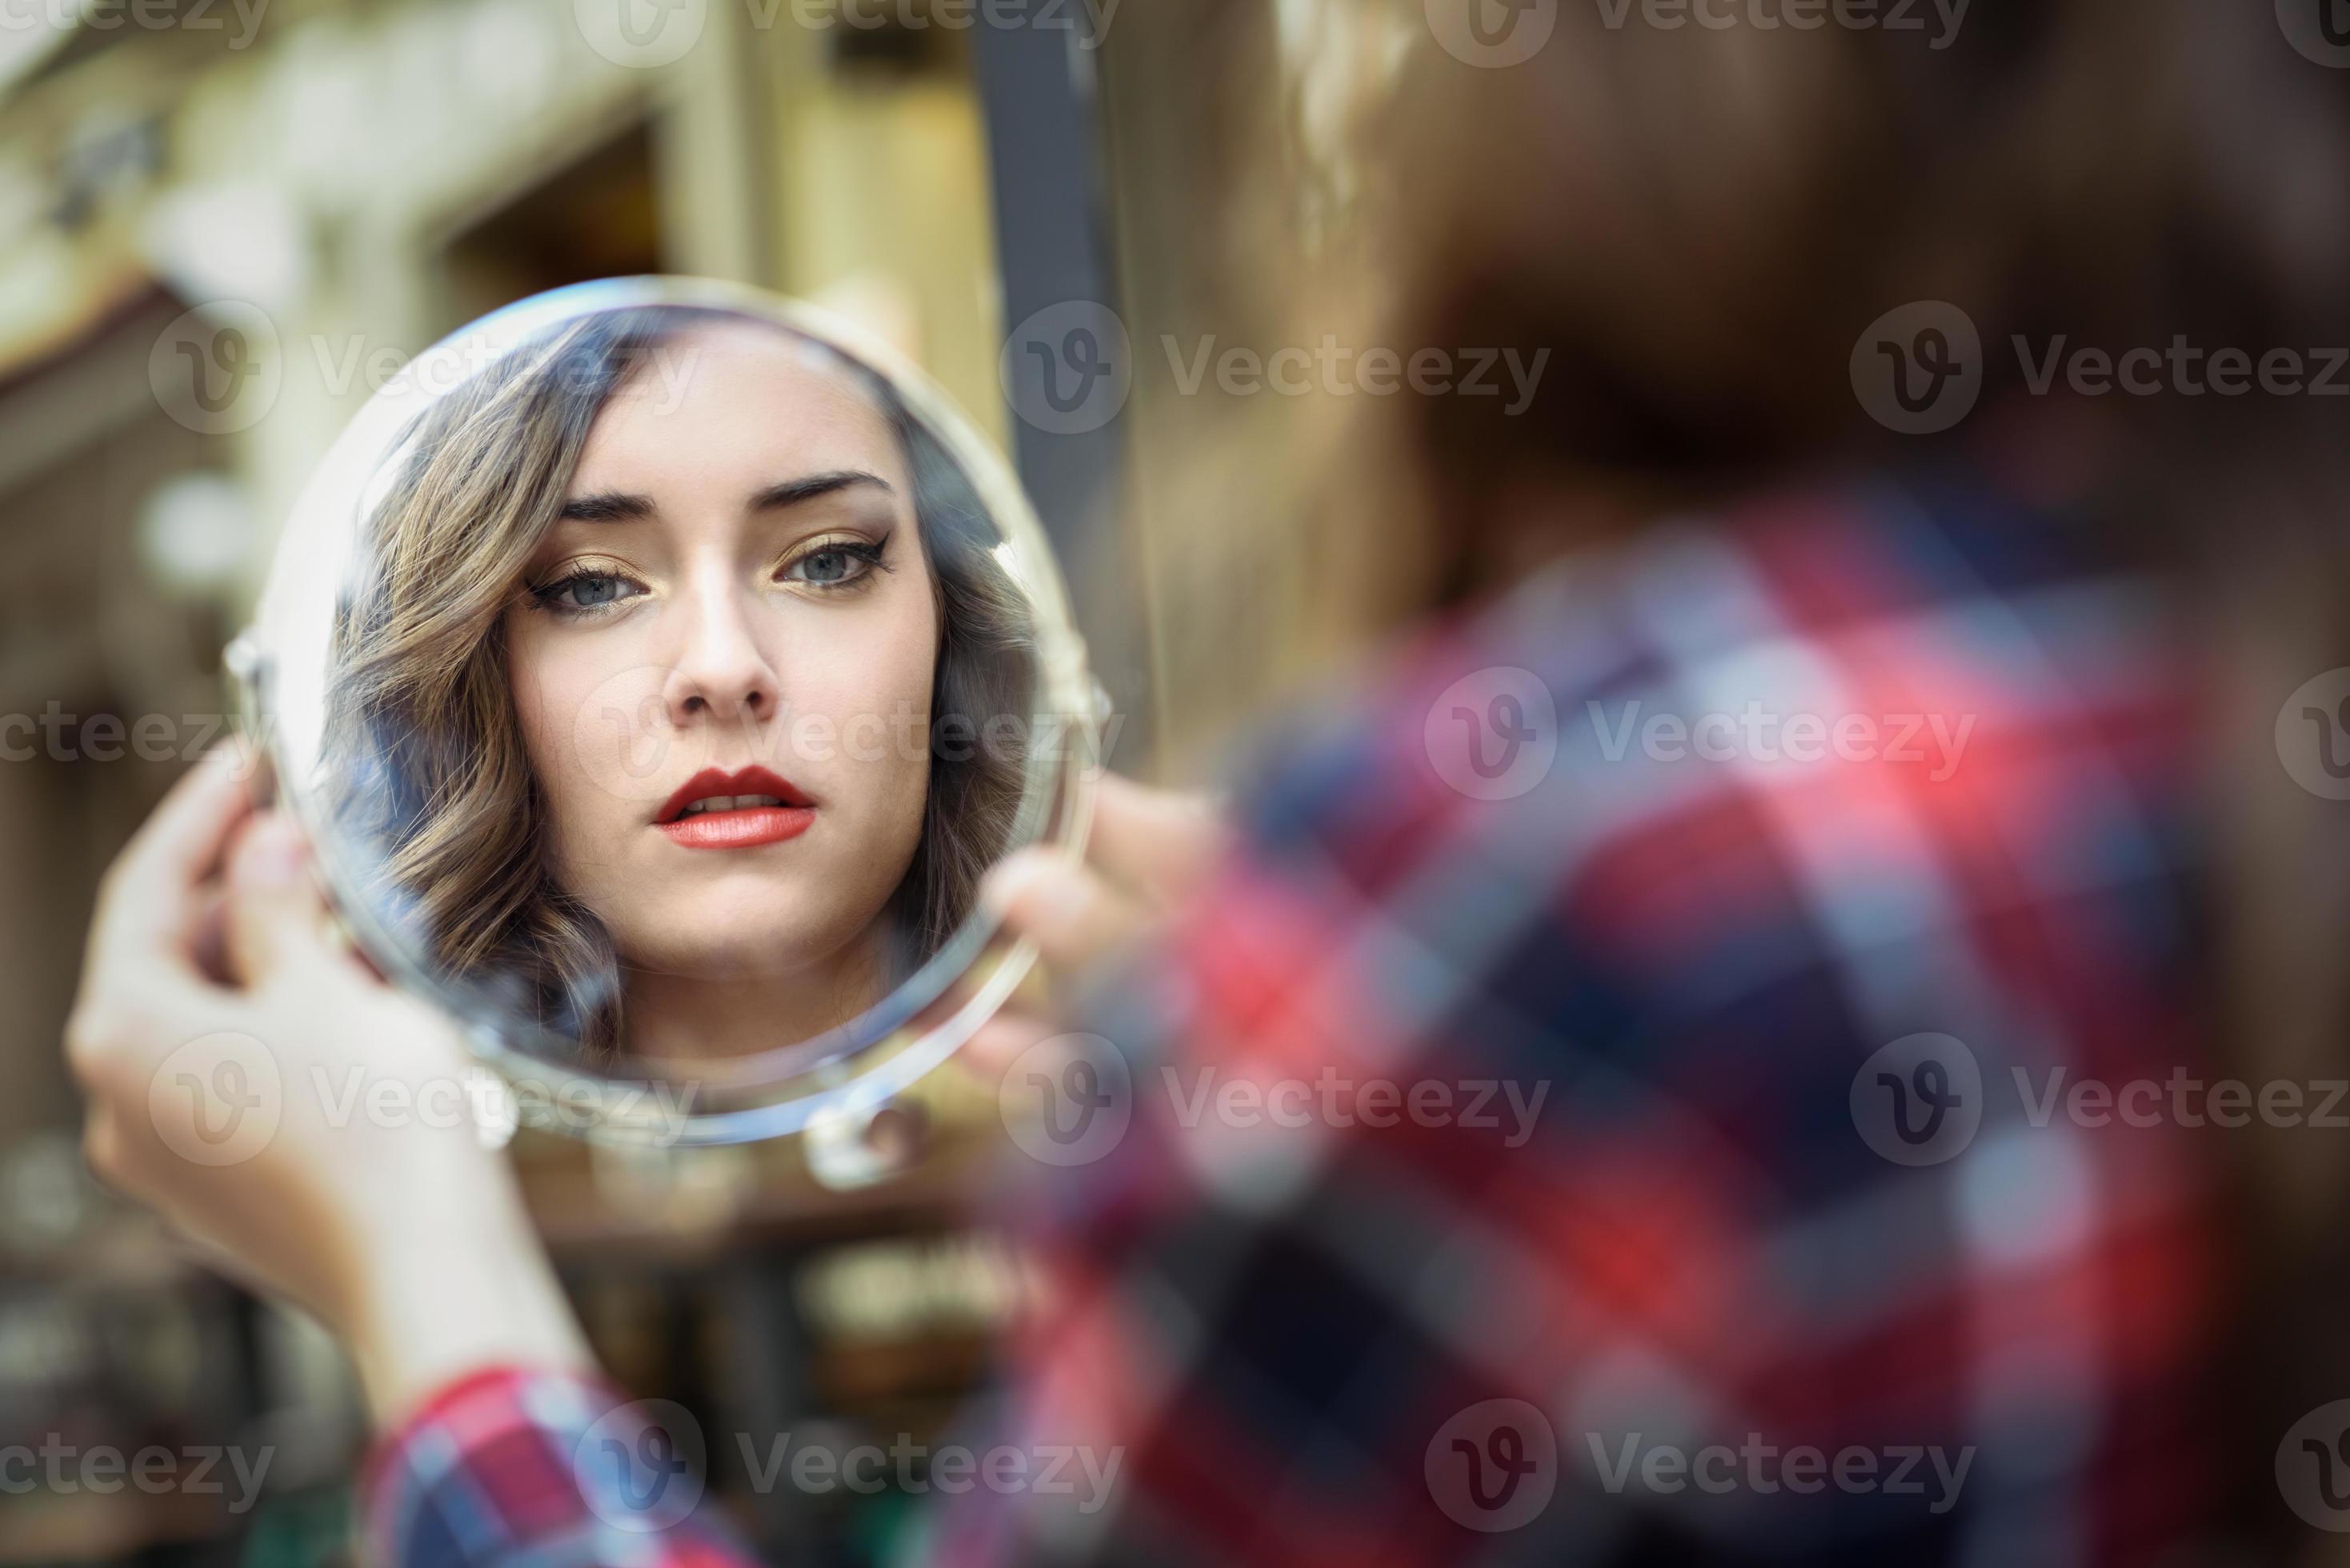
left=229, top=277, right=1103, bottom=1146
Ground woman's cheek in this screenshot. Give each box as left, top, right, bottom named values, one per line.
left=503, top=628, right=557, bottom=780
left=893, top=613, right=939, bottom=800
left=523, top=637, right=672, bottom=822
left=844, top=604, right=937, bottom=853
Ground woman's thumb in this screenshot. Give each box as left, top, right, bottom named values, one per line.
left=223, top=814, right=329, bottom=988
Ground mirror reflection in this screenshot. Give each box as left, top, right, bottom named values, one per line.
left=286, top=297, right=1059, bottom=1081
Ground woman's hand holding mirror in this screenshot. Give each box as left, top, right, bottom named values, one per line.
left=959, top=774, right=1231, bottom=1086
left=66, top=748, right=592, bottom=1422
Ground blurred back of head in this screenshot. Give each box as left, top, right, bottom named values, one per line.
left=1141, top=0, right=2350, bottom=1545
left=1143, top=0, right=2350, bottom=707
left=1367, top=0, right=2350, bottom=584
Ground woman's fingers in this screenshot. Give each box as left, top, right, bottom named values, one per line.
left=983, top=848, right=1154, bottom=968
left=79, top=1110, right=123, bottom=1194
left=978, top=778, right=1231, bottom=972
left=88, top=746, right=258, bottom=978
left=963, top=1004, right=1060, bottom=1078
left=222, top=813, right=334, bottom=990
left=1085, top=774, right=1231, bottom=909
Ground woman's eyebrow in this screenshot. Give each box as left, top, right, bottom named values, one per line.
left=557, top=470, right=893, bottom=523
left=750, top=470, right=895, bottom=510
left=558, top=490, right=655, bottom=522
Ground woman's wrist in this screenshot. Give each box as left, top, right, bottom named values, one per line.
left=331, top=1150, right=595, bottom=1428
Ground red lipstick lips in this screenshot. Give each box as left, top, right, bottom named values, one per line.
left=654, top=766, right=815, bottom=850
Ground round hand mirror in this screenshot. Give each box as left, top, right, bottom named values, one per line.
left=230, top=278, right=1100, bottom=1145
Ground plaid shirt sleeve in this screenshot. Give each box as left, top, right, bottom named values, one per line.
left=362, top=477, right=2222, bottom=1567
left=361, top=1366, right=758, bottom=1567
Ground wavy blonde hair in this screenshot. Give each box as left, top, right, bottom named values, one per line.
left=324, top=306, right=1035, bottom=1052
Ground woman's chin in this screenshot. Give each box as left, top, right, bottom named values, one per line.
left=615, top=917, right=880, bottom=986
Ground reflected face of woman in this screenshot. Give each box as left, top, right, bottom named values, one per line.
left=504, top=322, right=938, bottom=991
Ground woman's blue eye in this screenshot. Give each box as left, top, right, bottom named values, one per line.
left=533, top=572, right=638, bottom=612
left=787, top=540, right=885, bottom=588
left=569, top=575, right=626, bottom=605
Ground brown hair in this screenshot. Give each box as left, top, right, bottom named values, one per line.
left=1130, top=2, right=2350, bottom=718
left=324, top=306, right=1035, bottom=1050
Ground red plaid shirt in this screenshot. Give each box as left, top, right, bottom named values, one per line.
left=363, top=472, right=2220, bottom=1565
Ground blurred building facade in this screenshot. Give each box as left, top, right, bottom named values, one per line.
left=0, top=1, right=1021, bottom=1559
left=0, top=0, right=1396, bottom=1555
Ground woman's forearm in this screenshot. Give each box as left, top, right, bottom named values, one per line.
left=333, top=1153, right=595, bottom=1428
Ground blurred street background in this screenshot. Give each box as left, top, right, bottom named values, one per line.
left=0, top=0, right=1367, bottom=1558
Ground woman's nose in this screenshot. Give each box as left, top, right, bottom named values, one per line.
left=661, top=578, right=779, bottom=725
